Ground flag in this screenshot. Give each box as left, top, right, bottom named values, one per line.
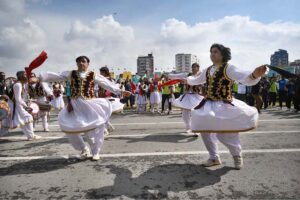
left=161, top=79, right=181, bottom=86
left=267, top=65, right=298, bottom=78
left=25, top=51, right=48, bottom=77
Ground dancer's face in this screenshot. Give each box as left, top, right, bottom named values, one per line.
left=192, top=66, right=199, bottom=75
left=18, top=72, right=28, bottom=83
left=0, top=73, right=5, bottom=81
left=77, top=58, right=89, bottom=72
left=210, top=47, right=223, bottom=65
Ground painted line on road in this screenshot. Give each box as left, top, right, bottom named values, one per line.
left=39, top=118, right=300, bottom=127
left=1, top=130, right=299, bottom=141
left=108, top=118, right=300, bottom=126
left=1, top=148, right=300, bottom=161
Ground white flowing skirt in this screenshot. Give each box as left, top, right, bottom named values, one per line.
left=137, top=94, right=147, bottom=105
left=58, top=97, right=112, bottom=133
left=107, top=97, right=124, bottom=114
left=191, top=98, right=258, bottom=133
left=150, top=91, right=161, bottom=104
left=172, top=93, right=204, bottom=110
left=51, top=95, right=65, bottom=110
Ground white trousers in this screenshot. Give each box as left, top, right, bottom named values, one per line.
left=66, top=125, right=105, bottom=156
left=0, top=118, right=34, bottom=139
left=21, top=123, right=35, bottom=139
left=182, top=109, right=191, bottom=130
left=33, top=111, right=48, bottom=130
left=150, top=104, right=160, bottom=113
left=136, top=104, right=146, bottom=112
left=201, top=133, right=242, bottom=159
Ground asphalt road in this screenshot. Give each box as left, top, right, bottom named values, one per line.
left=0, top=108, right=300, bottom=199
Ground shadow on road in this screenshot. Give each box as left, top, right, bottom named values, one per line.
left=0, top=158, right=85, bottom=176
left=1, top=138, right=68, bottom=151
left=264, top=109, right=300, bottom=119
left=86, top=164, right=233, bottom=199
left=107, top=133, right=199, bottom=144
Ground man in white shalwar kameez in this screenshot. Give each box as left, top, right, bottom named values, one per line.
left=0, top=71, right=42, bottom=140
left=186, top=44, right=267, bottom=169
left=28, top=73, right=52, bottom=132
left=30, top=56, right=130, bottom=161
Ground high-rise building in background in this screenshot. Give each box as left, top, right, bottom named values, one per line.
left=137, top=53, right=154, bottom=76
left=289, top=59, right=300, bottom=75
left=175, top=54, right=198, bottom=73
left=268, top=49, right=289, bottom=77
left=271, top=49, right=289, bottom=66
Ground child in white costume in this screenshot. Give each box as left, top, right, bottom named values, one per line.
left=149, top=81, right=161, bottom=113
left=51, top=82, right=65, bottom=111
left=136, top=81, right=147, bottom=113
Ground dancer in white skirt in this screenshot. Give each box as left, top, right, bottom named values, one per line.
left=1, top=71, right=42, bottom=140
left=186, top=44, right=267, bottom=169
left=149, top=80, right=161, bottom=113
left=99, top=66, right=124, bottom=136
left=50, top=82, right=65, bottom=111
left=136, top=81, right=147, bottom=113
left=30, top=56, right=131, bottom=161
left=169, top=63, right=204, bottom=136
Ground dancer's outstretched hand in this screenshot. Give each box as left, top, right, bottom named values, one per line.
left=180, top=79, right=187, bottom=84
left=252, top=65, right=267, bottom=78
left=67, top=103, right=73, bottom=112
left=122, top=91, right=131, bottom=97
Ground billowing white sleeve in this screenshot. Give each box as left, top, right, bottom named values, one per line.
left=13, top=83, right=27, bottom=107
left=187, top=68, right=207, bottom=85
left=227, top=65, right=261, bottom=86
left=168, top=73, right=188, bottom=80
left=40, top=71, right=71, bottom=83
left=95, top=74, right=122, bottom=95
left=41, top=82, right=53, bottom=96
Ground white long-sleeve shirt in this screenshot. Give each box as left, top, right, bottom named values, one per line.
left=40, top=71, right=121, bottom=95
left=13, top=82, right=27, bottom=107
left=187, top=64, right=261, bottom=86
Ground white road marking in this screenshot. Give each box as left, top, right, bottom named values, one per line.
left=0, top=148, right=300, bottom=161
left=1, top=130, right=299, bottom=141
left=40, top=118, right=300, bottom=127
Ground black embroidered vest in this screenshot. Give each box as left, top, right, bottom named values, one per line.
left=206, top=63, right=233, bottom=101
left=28, top=82, right=45, bottom=98
left=184, top=84, right=201, bottom=93
left=70, top=70, right=95, bottom=99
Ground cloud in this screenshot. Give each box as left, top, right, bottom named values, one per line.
left=0, top=18, right=46, bottom=58
left=64, top=15, right=134, bottom=44
left=156, top=16, right=300, bottom=70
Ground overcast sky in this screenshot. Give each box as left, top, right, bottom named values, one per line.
left=1, top=0, right=300, bottom=76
